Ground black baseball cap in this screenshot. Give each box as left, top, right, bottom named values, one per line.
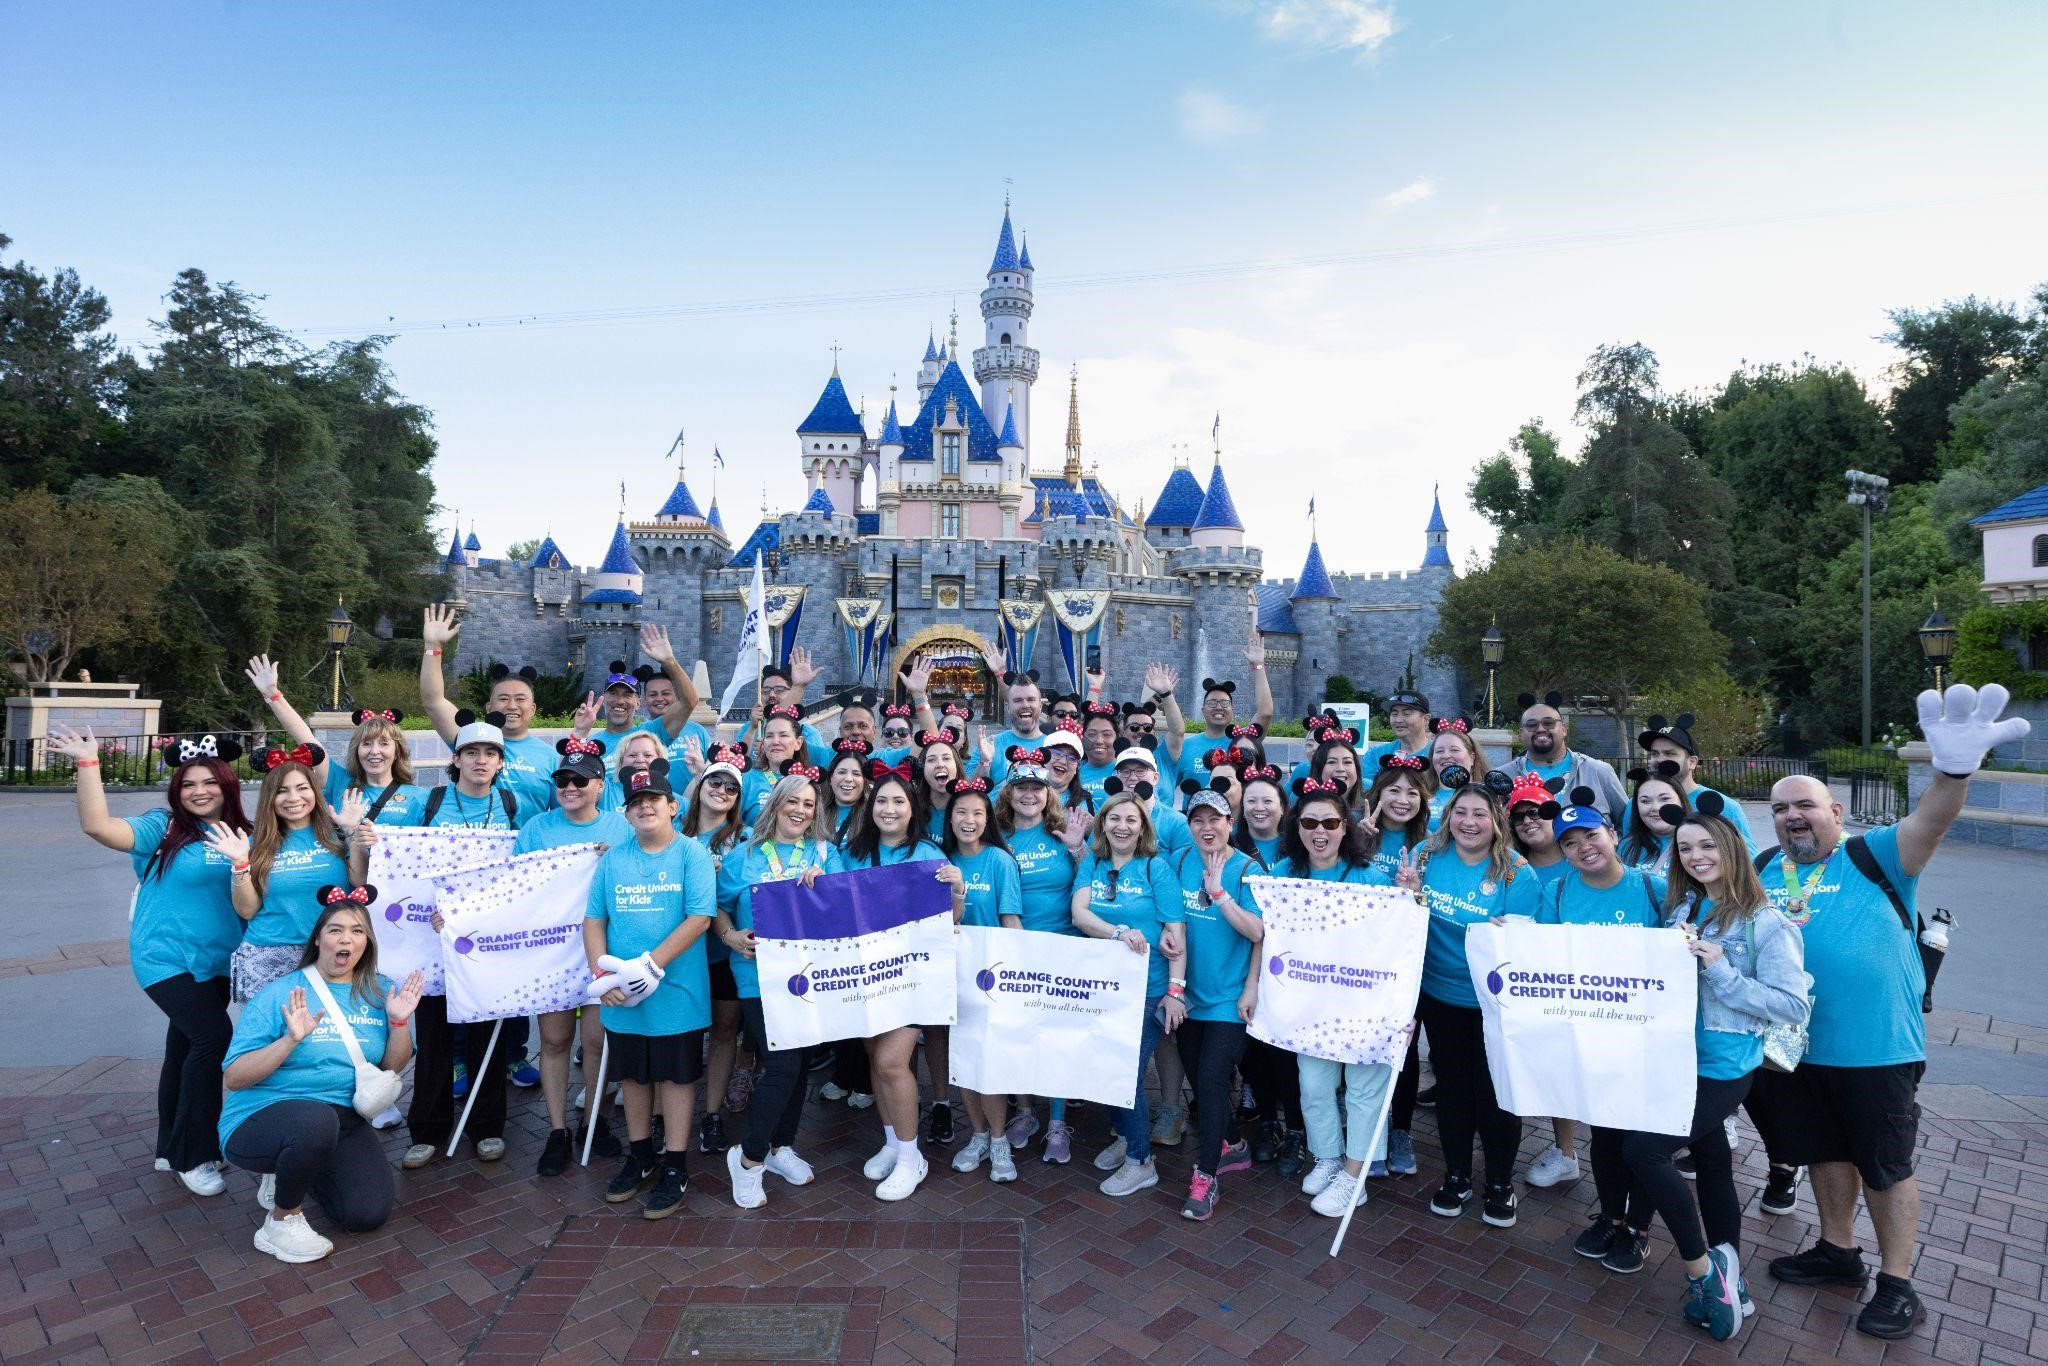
left=1386, top=691, right=1431, bottom=713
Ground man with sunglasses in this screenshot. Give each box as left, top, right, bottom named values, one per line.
left=1498, top=696, right=1627, bottom=820
left=510, top=741, right=634, bottom=1176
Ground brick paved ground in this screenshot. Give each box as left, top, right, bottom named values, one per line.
left=2, top=1028, right=2045, bottom=1366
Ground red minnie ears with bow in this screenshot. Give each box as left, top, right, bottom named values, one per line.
left=315, top=884, right=378, bottom=908
left=252, top=741, right=326, bottom=773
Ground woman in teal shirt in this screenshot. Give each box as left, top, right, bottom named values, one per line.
left=1227, top=760, right=1304, bottom=1175
left=247, top=654, right=423, bottom=824
left=1231, top=763, right=1287, bottom=869
left=51, top=725, right=252, bottom=1198
left=940, top=775, right=1026, bottom=1183
left=686, top=744, right=753, bottom=1155
left=210, top=747, right=358, bottom=1003
left=1395, top=781, right=1540, bottom=1230
left=1363, top=755, right=1432, bottom=883
left=1618, top=773, right=1687, bottom=874
left=1078, top=708, right=1121, bottom=804
left=820, top=741, right=872, bottom=836
left=715, top=765, right=831, bottom=1212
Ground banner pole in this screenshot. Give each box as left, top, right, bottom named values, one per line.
left=580, top=1034, right=610, bottom=1168
left=446, top=1018, right=502, bottom=1160
left=1329, top=1026, right=1410, bottom=1259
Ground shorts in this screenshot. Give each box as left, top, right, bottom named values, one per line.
left=1767, top=1060, right=1924, bottom=1190
left=607, top=1029, right=707, bottom=1087
left=709, top=959, right=739, bottom=1003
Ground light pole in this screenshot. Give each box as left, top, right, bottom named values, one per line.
left=325, top=598, right=355, bottom=710
left=1918, top=603, right=1957, bottom=694
left=1844, top=470, right=1891, bottom=749
left=1480, top=619, right=1505, bottom=729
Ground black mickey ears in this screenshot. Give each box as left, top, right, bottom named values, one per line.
left=1569, top=785, right=1596, bottom=806
left=1483, top=770, right=1514, bottom=798
left=1001, top=669, right=1041, bottom=687
left=1201, top=678, right=1236, bottom=696
left=1546, top=690, right=1565, bottom=708
left=607, top=659, right=628, bottom=673
left=633, top=665, right=657, bottom=684
left=1693, top=789, right=1726, bottom=818
left=1209, top=774, right=1232, bottom=794
left=453, top=708, right=477, bottom=726
left=1120, top=701, right=1157, bottom=717
left=1537, top=798, right=1564, bottom=819
left=1516, top=692, right=1536, bottom=710
left=485, top=710, right=507, bottom=729
left=1103, top=775, right=1155, bottom=801
left=1519, top=690, right=1565, bottom=709
left=1645, top=714, right=1668, bottom=732
left=1438, top=764, right=1471, bottom=791
left=486, top=663, right=538, bottom=683
left=1658, top=803, right=1686, bottom=827
left=1179, top=777, right=1200, bottom=796
left=1136, top=733, right=1158, bottom=752
left=1627, top=767, right=1648, bottom=784
left=1652, top=759, right=1681, bottom=780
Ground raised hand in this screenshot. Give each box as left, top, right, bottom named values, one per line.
left=1201, top=845, right=1229, bottom=898
left=203, top=822, right=251, bottom=866
left=1058, top=809, right=1093, bottom=851
left=423, top=603, right=460, bottom=647
left=639, top=623, right=674, bottom=663
left=283, top=987, right=324, bottom=1042
left=1358, top=793, right=1382, bottom=841
left=977, top=726, right=995, bottom=770
left=572, top=691, right=600, bottom=735
left=1919, top=683, right=2032, bottom=778
left=386, top=971, right=425, bottom=1024
left=1245, top=633, right=1265, bottom=668
left=681, top=734, right=706, bottom=777
left=983, top=643, right=1008, bottom=676
left=245, top=654, right=281, bottom=698
left=1143, top=662, right=1176, bottom=697
left=903, top=655, right=936, bottom=696
left=788, top=645, right=819, bottom=689
left=1394, top=846, right=1422, bottom=894
left=47, top=724, right=99, bottom=764
left=334, top=789, right=368, bottom=831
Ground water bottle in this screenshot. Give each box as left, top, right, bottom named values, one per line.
left=1920, top=906, right=1952, bottom=953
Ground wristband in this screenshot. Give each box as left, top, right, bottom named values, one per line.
left=232, top=861, right=251, bottom=874
left=1166, top=985, right=1185, bottom=999
left=425, top=647, right=442, bottom=657
left=1169, top=977, right=1187, bottom=988
left=267, top=690, right=283, bottom=703
left=75, top=758, right=100, bottom=769
left=387, top=1016, right=409, bottom=1030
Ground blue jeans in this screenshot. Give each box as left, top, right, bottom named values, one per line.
left=1113, top=996, right=1167, bottom=1164
left=1298, top=1056, right=1395, bottom=1165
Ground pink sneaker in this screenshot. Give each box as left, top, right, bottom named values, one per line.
left=1004, top=1108, right=1041, bottom=1150
left=1217, top=1138, right=1253, bottom=1175
left=1040, top=1120, right=1073, bottom=1164
left=1182, top=1169, right=1219, bottom=1221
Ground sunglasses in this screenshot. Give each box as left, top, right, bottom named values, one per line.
left=881, top=727, right=911, bottom=740
left=704, top=777, right=740, bottom=794
left=553, top=773, right=593, bottom=789
left=1104, top=867, right=1121, bottom=897
left=1296, top=816, right=1345, bottom=831
left=1126, top=724, right=1155, bottom=735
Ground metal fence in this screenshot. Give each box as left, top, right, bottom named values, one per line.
left=1692, top=755, right=1830, bottom=802
left=0, top=732, right=267, bottom=787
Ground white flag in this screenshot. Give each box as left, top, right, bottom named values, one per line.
left=719, top=552, right=767, bottom=715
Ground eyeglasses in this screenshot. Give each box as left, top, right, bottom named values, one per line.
left=1521, top=719, right=1561, bottom=731
left=1297, top=816, right=1345, bottom=831
left=553, top=773, right=593, bottom=789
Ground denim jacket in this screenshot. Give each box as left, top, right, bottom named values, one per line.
left=1666, top=896, right=1812, bottom=1038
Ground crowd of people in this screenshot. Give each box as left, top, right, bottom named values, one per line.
left=50, top=604, right=2030, bottom=1346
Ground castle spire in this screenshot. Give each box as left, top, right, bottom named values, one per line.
left=1423, top=482, right=1452, bottom=568
left=1062, top=365, right=1083, bottom=487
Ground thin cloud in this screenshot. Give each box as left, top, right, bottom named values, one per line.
left=1258, top=0, right=1397, bottom=56
left=1178, top=88, right=1265, bottom=146
left=1380, top=176, right=1435, bottom=211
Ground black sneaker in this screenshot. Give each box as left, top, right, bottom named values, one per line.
left=1429, top=1175, right=1473, bottom=1218
left=1414, top=1082, right=1438, bottom=1107
left=1275, top=1129, right=1308, bottom=1179
left=1770, top=1240, right=1868, bottom=1288
left=1573, top=1216, right=1622, bottom=1260
left=923, top=1102, right=954, bottom=1146
left=1252, top=1119, right=1282, bottom=1164
left=1601, top=1229, right=1648, bottom=1274
left=536, top=1128, right=571, bottom=1178
left=1856, top=1272, right=1922, bottom=1340
left=698, top=1112, right=727, bottom=1155
left=605, top=1153, right=657, bottom=1203
left=1674, top=1149, right=1697, bottom=1180
left=1760, top=1165, right=1800, bottom=1215
left=1481, top=1182, right=1518, bottom=1228
left=643, top=1158, right=689, bottom=1220
left=585, top=1113, right=622, bottom=1160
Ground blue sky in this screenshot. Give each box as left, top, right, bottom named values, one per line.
left=8, top=0, right=2047, bottom=589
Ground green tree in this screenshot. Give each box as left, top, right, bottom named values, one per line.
left=506, top=537, right=542, bottom=564
left=0, top=487, right=175, bottom=683
left=0, top=233, right=124, bottom=493
left=1927, top=361, right=2048, bottom=560
left=1882, top=294, right=2038, bottom=485
left=1468, top=420, right=1575, bottom=550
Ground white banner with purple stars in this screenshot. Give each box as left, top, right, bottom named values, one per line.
left=432, top=844, right=604, bottom=1025
left=1466, top=921, right=1698, bottom=1136
left=949, top=925, right=1149, bottom=1108
left=1246, top=878, right=1427, bottom=1066
left=365, top=827, right=519, bottom=996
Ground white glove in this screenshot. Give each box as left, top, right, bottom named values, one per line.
left=1918, top=683, right=2031, bottom=778
left=585, top=951, right=665, bottom=1006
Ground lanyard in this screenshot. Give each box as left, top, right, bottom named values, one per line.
left=1778, top=852, right=1832, bottom=924
left=761, top=842, right=813, bottom=881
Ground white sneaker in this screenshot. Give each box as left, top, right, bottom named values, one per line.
left=764, top=1147, right=815, bottom=1185
left=178, top=1162, right=225, bottom=1197
left=875, top=1153, right=929, bottom=1201
left=153, top=1158, right=172, bottom=1173
left=253, top=1211, right=333, bottom=1264
left=1311, top=1171, right=1361, bottom=1217
left=1301, top=1157, right=1344, bottom=1197
left=371, top=1105, right=403, bottom=1130
left=1724, top=1116, right=1742, bottom=1153
left=847, top=1091, right=874, bottom=1110
left=952, top=1132, right=992, bottom=1173
left=1092, top=1136, right=1128, bottom=1171
left=989, top=1136, right=1018, bottom=1183
left=475, top=1137, right=506, bottom=1162
left=257, top=1173, right=276, bottom=1211
left=1526, top=1144, right=1581, bottom=1189
left=819, top=1082, right=850, bottom=1101
left=1099, top=1159, right=1159, bottom=1197
left=402, top=1143, right=436, bottom=1169
left=726, top=1146, right=767, bottom=1209
left=862, top=1143, right=899, bottom=1182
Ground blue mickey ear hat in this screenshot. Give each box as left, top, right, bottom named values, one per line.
left=1545, top=785, right=1606, bottom=837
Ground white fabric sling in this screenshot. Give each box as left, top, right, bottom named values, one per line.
left=300, top=967, right=404, bottom=1121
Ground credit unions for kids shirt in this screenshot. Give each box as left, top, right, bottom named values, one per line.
left=586, top=836, right=717, bottom=1036
left=125, top=809, right=241, bottom=989
left=219, top=971, right=391, bottom=1147
left=1416, top=850, right=1540, bottom=1008
left=245, top=826, right=349, bottom=948
left=1175, top=848, right=1262, bottom=1022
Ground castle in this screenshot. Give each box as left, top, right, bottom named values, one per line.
left=437, top=208, right=1459, bottom=720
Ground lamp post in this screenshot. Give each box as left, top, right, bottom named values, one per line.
left=1480, top=620, right=1505, bottom=729
left=1844, top=469, right=1891, bottom=749
left=325, top=598, right=354, bottom=710
left=1918, top=603, right=1957, bottom=693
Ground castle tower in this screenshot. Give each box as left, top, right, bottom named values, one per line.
left=1143, top=461, right=1204, bottom=553
left=463, top=523, right=482, bottom=569
left=634, top=447, right=728, bottom=673
left=1170, top=448, right=1262, bottom=704
left=1061, top=366, right=1084, bottom=488
left=1289, top=536, right=1340, bottom=687
left=917, top=331, right=943, bottom=405
left=973, top=205, right=1040, bottom=461
left=997, top=399, right=1025, bottom=537
left=575, top=506, right=645, bottom=689
left=799, top=363, right=867, bottom=516
left=779, top=481, right=861, bottom=683
left=1189, top=454, right=1245, bottom=551
left=1423, top=485, right=1453, bottom=570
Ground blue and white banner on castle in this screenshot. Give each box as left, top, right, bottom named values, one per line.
left=835, top=598, right=883, bottom=684
left=365, top=827, right=521, bottom=996
left=1466, top=921, right=1698, bottom=1136
left=1246, top=878, right=1426, bottom=1067
left=1045, top=589, right=1111, bottom=694
left=950, top=925, right=1147, bottom=1107
left=752, top=860, right=957, bottom=1050
left=433, top=844, right=605, bottom=1025
left=761, top=584, right=807, bottom=671
left=997, top=599, right=1044, bottom=677
left=865, top=611, right=894, bottom=686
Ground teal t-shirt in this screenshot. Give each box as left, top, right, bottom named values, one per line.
left=735, top=719, right=833, bottom=772
left=320, top=766, right=429, bottom=826
left=1006, top=824, right=1078, bottom=934
left=827, top=837, right=947, bottom=874
left=1148, top=803, right=1193, bottom=859
left=1524, top=857, right=1570, bottom=888
left=514, top=807, right=635, bottom=855
left=220, top=971, right=391, bottom=1147
left=982, top=728, right=1054, bottom=786
left=1426, top=786, right=1454, bottom=830
left=246, top=826, right=350, bottom=948
left=951, top=845, right=1023, bottom=928
left=1536, top=866, right=1667, bottom=927
left=1075, top=852, right=1184, bottom=997
left=635, top=715, right=715, bottom=768
left=125, top=810, right=241, bottom=989
left=1762, top=825, right=1923, bottom=1067
left=586, top=836, right=718, bottom=1035
left=715, top=839, right=831, bottom=998
left=1178, top=734, right=1236, bottom=780
left=1245, top=833, right=1283, bottom=869
left=1417, top=849, right=1541, bottom=1008
left=1175, top=848, right=1262, bottom=1022
left=1529, top=757, right=1573, bottom=785
left=1368, top=828, right=1419, bottom=885
left=419, top=783, right=526, bottom=831
left=1689, top=897, right=1767, bottom=1080
left=497, top=734, right=560, bottom=816
left=1078, top=762, right=1116, bottom=805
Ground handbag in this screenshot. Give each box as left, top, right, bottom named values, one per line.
left=1743, top=918, right=1811, bottom=1073
left=300, top=967, right=405, bottom=1120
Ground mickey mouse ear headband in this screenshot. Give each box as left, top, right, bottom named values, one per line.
left=602, top=660, right=644, bottom=692
left=251, top=740, right=326, bottom=773
left=833, top=737, right=873, bottom=756
left=1227, top=722, right=1265, bottom=741
left=1638, top=712, right=1699, bottom=755
left=1627, top=761, right=1684, bottom=785
left=1101, top=775, right=1155, bottom=801
left=1668, top=789, right=1727, bottom=826
left=1201, top=678, right=1237, bottom=697
left=1516, top=689, right=1567, bottom=711
left=162, top=734, right=244, bottom=765
left=1120, top=701, right=1157, bottom=718
left=1536, top=784, right=1600, bottom=821
left=351, top=707, right=405, bottom=726
left=486, top=663, right=540, bottom=685
left=1379, top=751, right=1428, bottom=773
left=315, top=884, right=379, bottom=909
left=1000, top=670, right=1041, bottom=687
left=1431, top=715, right=1473, bottom=735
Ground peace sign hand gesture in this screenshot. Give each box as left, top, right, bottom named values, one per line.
left=1394, top=846, right=1422, bottom=894
left=572, top=691, right=600, bottom=736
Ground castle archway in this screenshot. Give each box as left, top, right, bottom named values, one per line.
left=889, top=625, right=997, bottom=718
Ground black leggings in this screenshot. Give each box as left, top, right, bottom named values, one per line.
left=1239, top=1036, right=1302, bottom=1130
left=1416, top=994, right=1520, bottom=1187
left=1175, top=1019, right=1248, bottom=1176
left=1621, top=1073, right=1752, bottom=1262
left=738, top=998, right=808, bottom=1163
left=408, top=995, right=507, bottom=1148
left=223, top=1101, right=393, bottom=1231
left=1389, top=1028, right=1422, bottom=1133
left=1589, top=1127, right=1657, bottom=1232
left=830, top=1038, right=871, bottom=1093
left=142, top=974, right=232, bottom=1170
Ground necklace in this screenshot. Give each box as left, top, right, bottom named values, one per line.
left=1778, top=850, right=1834, bottom=924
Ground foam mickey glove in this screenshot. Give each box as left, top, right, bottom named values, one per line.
left=1917, top=683, right=2031, bottom=778
left=585, top=952, right=665, bottom=1006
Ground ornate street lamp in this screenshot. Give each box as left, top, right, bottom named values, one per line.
left=1480, top=619, right=1506, bottom=728
left=325, top=598, right=355, bottom=710
left=1917, top=604, right=1957, bottom=693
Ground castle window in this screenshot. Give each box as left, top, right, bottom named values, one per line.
left=1001, top=332, right=1012, bottom=345
left=2035, top=533, right=2048, bottom=568
left=941, top=503, right=961, bottom=539
left=942, top=433, right=961, bottom=478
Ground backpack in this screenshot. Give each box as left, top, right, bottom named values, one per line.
left=1753, top=837, right=1937, bottom=1011
left=424, top=783, right=517, bottom=828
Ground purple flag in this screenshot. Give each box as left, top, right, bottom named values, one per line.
left=751, top=859, right=950, bottom=941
